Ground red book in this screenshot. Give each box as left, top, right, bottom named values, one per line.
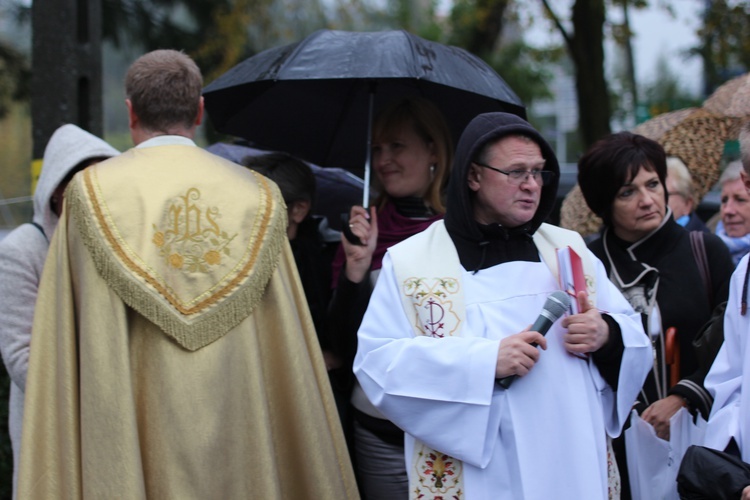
left=556, top=246, right=586, bottom=314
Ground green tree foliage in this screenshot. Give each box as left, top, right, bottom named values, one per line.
left=0, top=39, right=29, bottom=120
left=100, top=0, right=393, bottom=85
left=449, top=0, right=511, bottom=56
left=447, top=0, right=554, bottom=109
left=485, top=41, right=555, bottom=109
left=609, top=0, right=644, bottom=118
left=641, top=53, right=701, bottom=116
left=695, top=0, right=750, bottom=93
left=100, top=0, right=262, bottom=83
left=541, top=0, right=612, bottom=147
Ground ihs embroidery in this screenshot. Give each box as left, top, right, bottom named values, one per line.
left=403, top=277, right=460, bottom=338
left=152, top=187, right=237, bottom=272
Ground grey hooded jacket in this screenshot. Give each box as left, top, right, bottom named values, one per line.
left=0, top=124, right=118, bottom=498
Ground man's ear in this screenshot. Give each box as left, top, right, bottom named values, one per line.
left=467, top=164, right=481, bottom=192
left=742, top=169, right=750, bottom=193
left=685, top=196, right=695, bottom=213
left=126, top=99, right=138, bottom=130
left=195, top=97, right=204, bottom=126
left=290, top=200, right=311, bottom=224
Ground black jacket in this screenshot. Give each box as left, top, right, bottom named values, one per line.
left=589, top=216, right=734, bottom=417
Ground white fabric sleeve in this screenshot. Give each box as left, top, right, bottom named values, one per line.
left=354, top=253, right=502, bottom=468
left=704, top=257, right=749, bottom=452
left=587, top=250, right=653, bottom=437
left=0, top=226, right=47, bottom=391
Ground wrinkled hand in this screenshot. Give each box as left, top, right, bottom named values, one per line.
left=341, top=206, right=378, bottom=283
left=495, top=329, right=547, bottom=379
left=641, top=395, right=687, bottom=440
left=561, top=291, right=609, bottom=355
left=742, top=485, right=750, bottom=500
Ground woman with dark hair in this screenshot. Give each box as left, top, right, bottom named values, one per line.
left=577, top=131, right=734, bottom=498
left=327, top=96, right=453, bottom=499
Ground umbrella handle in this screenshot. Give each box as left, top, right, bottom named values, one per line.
left=362, top=84, right=374, bottom=209
left=341, top=213, right=365, bottom=246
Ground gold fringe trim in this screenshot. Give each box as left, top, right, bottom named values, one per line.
left=68, top=167, right=286, bottom=351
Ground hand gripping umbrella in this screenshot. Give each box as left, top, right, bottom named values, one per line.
left=202, top=29, right=526, bottom=207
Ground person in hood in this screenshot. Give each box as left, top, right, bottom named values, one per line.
left=0, top=123, right=119, bottom=498
left=353, top=112, right=652, bottom=499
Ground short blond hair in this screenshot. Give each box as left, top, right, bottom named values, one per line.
left=125, top=50, right=203, bottom=133
left=719, top=160, right=744, bottom=186
left=666, top=156, right=694, bottom=201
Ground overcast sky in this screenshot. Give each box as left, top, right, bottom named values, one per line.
left=622, top=2, right=703, bottom=95
left=517, top=1, right=705, bottom=96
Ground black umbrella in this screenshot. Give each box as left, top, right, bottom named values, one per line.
left=205, top=141, right=365, bottom=231
left=203, top=29, right=525, bottom=206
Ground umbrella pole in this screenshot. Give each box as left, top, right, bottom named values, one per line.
left=362, top=87, right=374, bottom=209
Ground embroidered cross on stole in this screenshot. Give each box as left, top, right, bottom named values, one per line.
left=390, top=220, right=466, bottom=499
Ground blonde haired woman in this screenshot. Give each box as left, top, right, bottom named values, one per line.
left=328, top=96, right=453, bottom=498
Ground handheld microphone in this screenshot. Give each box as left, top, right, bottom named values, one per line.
left=497, top=290, right=572, bottom=389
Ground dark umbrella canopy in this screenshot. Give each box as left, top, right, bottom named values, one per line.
left=205, top=141, right=365, bottom=231
left=203, top=29, right=525, bottom=175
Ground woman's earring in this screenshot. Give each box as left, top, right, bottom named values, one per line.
left=430, top=164, right=436, bottom=178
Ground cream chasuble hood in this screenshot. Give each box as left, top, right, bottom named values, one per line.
left=68, top=146, right=287, bottom=350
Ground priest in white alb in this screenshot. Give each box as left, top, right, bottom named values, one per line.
left=703, top=122, right=750, bottom=500
left=353, top=112, right=652, bottom=499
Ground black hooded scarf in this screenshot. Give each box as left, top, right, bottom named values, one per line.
left=443, top=112, right=624, bottom=388
left=444, top=112, right=560, bottom=272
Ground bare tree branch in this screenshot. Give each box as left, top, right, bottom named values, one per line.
left=540, top=0, right=573, bottom=49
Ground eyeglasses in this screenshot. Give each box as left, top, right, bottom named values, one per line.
left=473, top=161, right=556, bottom=186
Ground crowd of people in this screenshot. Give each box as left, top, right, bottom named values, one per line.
left=3, top=47, right=750, bottom=500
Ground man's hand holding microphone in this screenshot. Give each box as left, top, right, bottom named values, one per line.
left=496, top=290, right=609, bottom=388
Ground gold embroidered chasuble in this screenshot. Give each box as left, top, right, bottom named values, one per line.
left=18, top=146, right=359, bottom=499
